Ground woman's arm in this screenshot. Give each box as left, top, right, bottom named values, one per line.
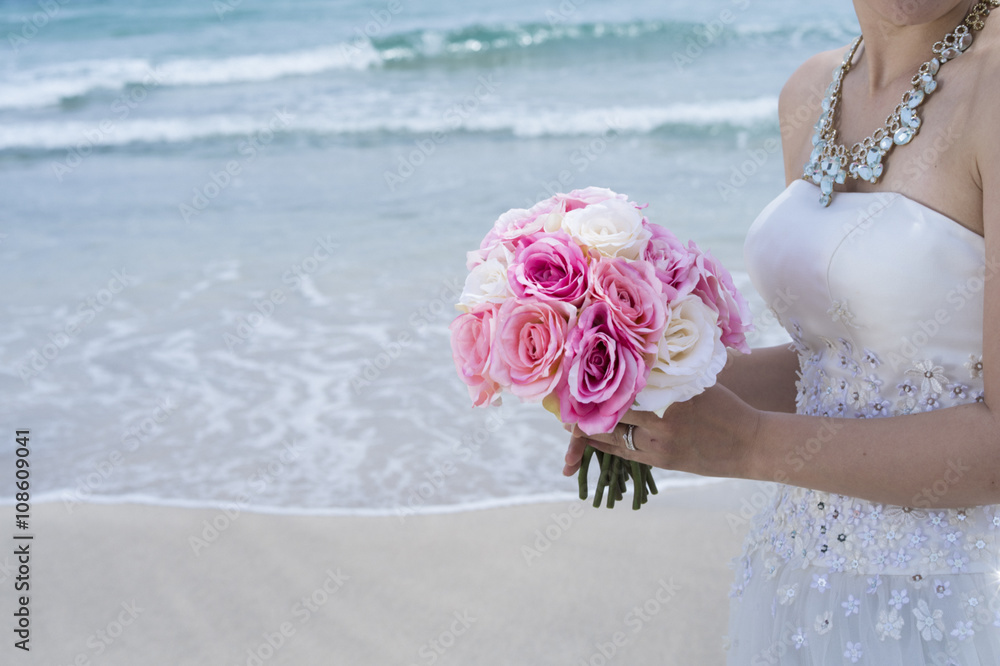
left=563, top=383, right=1000, bottom=509
left=716, top=344, right=800, bottom=414
left=746, top=403, right=999, bottom=508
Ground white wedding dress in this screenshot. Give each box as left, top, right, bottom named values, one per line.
left=726, top=178, right=1000, bottom=664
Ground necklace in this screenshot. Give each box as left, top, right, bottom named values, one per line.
left=803, top=1, right=999, bottom=206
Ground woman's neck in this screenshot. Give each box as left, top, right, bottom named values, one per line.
left=851, top=1, right=973, bottom=94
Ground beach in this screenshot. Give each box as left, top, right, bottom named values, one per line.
left=1, top=2, right=859, bottom=663
left=0, top=0, right=852, bottom=512
left=9, top=479, right=763, bottom=665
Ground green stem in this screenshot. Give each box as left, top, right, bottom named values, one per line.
left=594, top=450, right=613, bottom=508
left=578, top=446, right=594, bottom=500
left=630, top=460, right=643, bottom=510
left=608, top=455, right=621, bottom=508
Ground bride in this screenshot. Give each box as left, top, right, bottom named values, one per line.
left=563, top=0, right=1000, bottom=662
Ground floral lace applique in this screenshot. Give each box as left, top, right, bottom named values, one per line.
left=827, top=299, right=862, bottom=328
left=796, top=344, right=984, bottom=420
left=966, top=354, right=984, bottom=379
left=787, top=318, right=809, bottom=354
left=730, top=337, right=992, bottom=607
left=906, top=360, right=949, bottom=395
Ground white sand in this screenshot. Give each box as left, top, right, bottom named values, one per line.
left=5, top=479, right=765, bottom=665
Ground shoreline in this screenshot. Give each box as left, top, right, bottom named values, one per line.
left=4, top=479, right=761, bottom=665
left=11, top=474, right=735, bottom=518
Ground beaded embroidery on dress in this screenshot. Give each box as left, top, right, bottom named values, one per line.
left=726, top=179, right=1000, bottom=665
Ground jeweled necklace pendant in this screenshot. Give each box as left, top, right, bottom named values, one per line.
left=803, top=0, right=999, bottom=206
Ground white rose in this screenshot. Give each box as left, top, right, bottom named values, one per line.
left=539, top=208, right=565, bottom=233
left=633, top=295, right=727, bottom=415
left=560, top=198, right=650, bottom=259
left=457, top=244, right=513, bottom=312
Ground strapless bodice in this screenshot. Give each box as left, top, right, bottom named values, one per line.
left=745, top=178, right=986, bottom=420
left=732, top=178, right=995, bottom=588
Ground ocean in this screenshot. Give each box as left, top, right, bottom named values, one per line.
left=0, top=0, right=859, bottom=515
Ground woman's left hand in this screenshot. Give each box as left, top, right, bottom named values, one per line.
left=561, top=383, right=763, bottom=480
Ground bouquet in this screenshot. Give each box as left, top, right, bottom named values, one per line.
left=449, top=187, right=752, bottom=509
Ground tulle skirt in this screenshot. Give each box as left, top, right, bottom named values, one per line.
left=725, top=548, right=1000, bottom=665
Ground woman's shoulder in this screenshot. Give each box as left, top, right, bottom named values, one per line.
left=778, top=47, right=847, bottom=114
left=967, top=20, right=1000, bottom=229
left=776, top=45, right=854, bottom=185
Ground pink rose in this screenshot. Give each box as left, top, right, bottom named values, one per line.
left=478, top=197, right=566, bottom=257
left=689, top=248, right=753, bottom=354
left=587, top=256, right=669, bottom=355
left=557, top=187, right=629, bottom=212
left=644, top=222, right=699, bottom=299
left=490, top=298, right=577, bottom=401
left=553, top=301, right=646, bottom=435
left=507, top=231, right=591, bottom=307
left=449, top=304, right=501, bottom=406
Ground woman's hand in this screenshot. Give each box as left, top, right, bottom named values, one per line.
left=561, top=383, right=763, bottom=481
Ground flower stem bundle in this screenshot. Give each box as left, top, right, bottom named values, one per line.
left=578, top=447, right=657, bottom=510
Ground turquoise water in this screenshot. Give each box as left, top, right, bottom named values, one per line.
left=0, top=0, right=858, bottom=512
